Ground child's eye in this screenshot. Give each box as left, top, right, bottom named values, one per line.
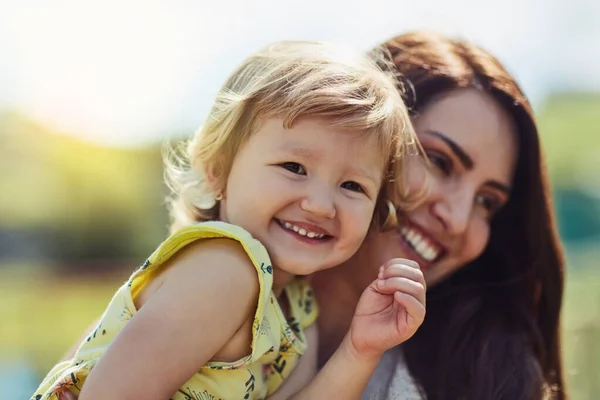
left=341, top=181, right=364, bottom=193
left=280, top=162, right=306, bottom=175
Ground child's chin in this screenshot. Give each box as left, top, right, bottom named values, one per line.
left=279, top=261, right=318, bottom=276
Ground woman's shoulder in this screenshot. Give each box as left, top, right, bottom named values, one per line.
left=362, top=347, right=424, bottom=400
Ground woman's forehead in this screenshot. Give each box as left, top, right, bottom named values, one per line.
left=415, top=88, right=518, bottom=183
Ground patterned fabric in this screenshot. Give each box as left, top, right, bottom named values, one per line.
left=362, top=346, right=424, bottom=400
left=32, top=221, right=319, bottom=400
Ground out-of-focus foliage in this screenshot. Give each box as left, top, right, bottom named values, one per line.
left=539, top=94, right=600, bottom=185
left=537, top=94, right=600, bottom=243
left=0, top=112, right=170, bottom=262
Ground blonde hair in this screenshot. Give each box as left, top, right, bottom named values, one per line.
left=165, top=40, right=422, bottom=233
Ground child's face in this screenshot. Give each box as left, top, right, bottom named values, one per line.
left=219, top=117, right=385, bottom=277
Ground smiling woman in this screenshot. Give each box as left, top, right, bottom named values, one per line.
left=403, top=87, right=518, bottom=286
left=312, top=31, right=566, bottom=400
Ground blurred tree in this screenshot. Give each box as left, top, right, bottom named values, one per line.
left=0, top=112, right=170, bottom=265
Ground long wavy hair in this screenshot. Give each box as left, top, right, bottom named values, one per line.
left=380, top=31, right=566, bottom=400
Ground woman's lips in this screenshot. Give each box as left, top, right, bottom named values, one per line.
left=398, top=221, right=446, bottom=266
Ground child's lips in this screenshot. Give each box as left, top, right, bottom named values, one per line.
left=276, top=219, right=333, bottom=239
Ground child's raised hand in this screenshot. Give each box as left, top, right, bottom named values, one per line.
left=347, top=258, right=426, bottom=360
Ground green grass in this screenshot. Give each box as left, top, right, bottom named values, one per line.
left=562, top=277, right=600, bottom=398
left=560, top=247, right=600, bottom=399
left=0, top=264, right=130, bottom=376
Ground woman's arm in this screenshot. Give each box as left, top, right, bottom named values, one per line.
left=79, top=238, right=259, bottom=400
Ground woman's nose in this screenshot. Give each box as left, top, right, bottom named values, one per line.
left=430, top=190, right=472, bottom=236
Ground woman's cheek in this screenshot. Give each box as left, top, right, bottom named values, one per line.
left=463, top=220, right=490, bottom=263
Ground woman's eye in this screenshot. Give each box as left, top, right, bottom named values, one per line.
left=426, top=152, right=451, bottom=175
left=475, top=194, right=501, bottom=215
left=341, top=181, right=364, bottom=193
left=280, top=162, right=306, bottom=175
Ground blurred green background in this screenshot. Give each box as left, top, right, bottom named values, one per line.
left=1, top=94, right=599, bottom=399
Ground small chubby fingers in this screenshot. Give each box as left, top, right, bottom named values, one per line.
left=382, top=258, right=420, bottom=271
left=376, top=277, right=426, bottom=305
left=394, top=291, right=426, bottom=328
left=378, top=261, right=426, bottom=289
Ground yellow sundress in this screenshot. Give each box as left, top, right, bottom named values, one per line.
left=32, top=221, right=319, bottom=400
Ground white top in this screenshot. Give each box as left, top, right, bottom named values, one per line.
left=362, top=346, right=424, bottom=400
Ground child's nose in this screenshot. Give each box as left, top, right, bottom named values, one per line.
left=300, top=186, right=336, bottom=219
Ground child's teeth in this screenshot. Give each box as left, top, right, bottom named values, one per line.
left=280, top=220, right=325, bottom=239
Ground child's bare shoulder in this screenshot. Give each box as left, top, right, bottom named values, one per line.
left=139, top=237, right=260, bottom=321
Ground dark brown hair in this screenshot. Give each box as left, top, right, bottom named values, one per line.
left=381, top=31, right=566, bottom=400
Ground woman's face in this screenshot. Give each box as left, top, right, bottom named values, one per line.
left=360, top=88, right=519, bottom=287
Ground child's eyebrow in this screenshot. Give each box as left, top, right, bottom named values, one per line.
left=346, top=165, right=382, bottom=187
left=279, top=145, right=322, bottom=161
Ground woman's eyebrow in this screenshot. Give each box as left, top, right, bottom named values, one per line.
left=424, top=130, right=512, bottom=193
left=485, top=180, right=511, bottom=194
left=425, top=129, right=474, bottom=169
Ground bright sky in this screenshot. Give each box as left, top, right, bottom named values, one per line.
left=0, top=0, right=598, bottom=147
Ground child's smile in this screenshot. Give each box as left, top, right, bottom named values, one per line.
left=275, top=219, right=330, bottom=241
left=218, top=116, right=385, bottom=285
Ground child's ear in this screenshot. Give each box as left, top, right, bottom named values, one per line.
left=203, top=162, right=225, bottom=199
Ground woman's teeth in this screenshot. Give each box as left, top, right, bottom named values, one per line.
left=282, top=221, right=325, bottom=239
left=400, top=226, right=440, bottom=262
